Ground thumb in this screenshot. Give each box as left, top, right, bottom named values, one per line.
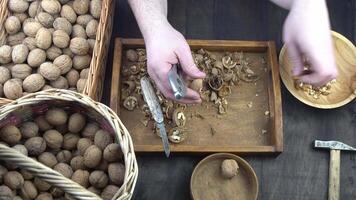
left=176, top=45, right=205, bottom=79
left=286, top=42, right=304, bottom=77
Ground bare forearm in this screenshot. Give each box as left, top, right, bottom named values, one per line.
left=270, top=0, right=325, bottom=10
left=128, top=0, right=169, bottom=40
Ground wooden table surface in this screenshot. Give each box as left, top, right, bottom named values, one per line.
left=103, top=0, right=356, bottom=199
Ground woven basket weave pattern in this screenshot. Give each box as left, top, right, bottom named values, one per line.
left=0, top=89, right=138, bottom=200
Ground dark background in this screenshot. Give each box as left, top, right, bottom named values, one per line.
left=103, top=0, right=356, bottom=199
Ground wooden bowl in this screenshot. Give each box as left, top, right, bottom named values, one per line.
left=190, top=153, right=258, bottom=200
left=279, top=31, right=356, bottom=109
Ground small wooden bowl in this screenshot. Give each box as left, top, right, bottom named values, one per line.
left=279, top=31, right=356, bottom=109
left=190, top=153, right=258, bottom=200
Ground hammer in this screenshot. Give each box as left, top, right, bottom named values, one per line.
left=314, top=140, right=356, bottom=200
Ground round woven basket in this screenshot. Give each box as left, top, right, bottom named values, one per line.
left=0, top=89, right=138, bottom=200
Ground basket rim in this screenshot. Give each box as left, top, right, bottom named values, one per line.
left=0, top=89, right=138, bottom=200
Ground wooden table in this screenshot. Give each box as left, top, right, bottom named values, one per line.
left=102, top=0, right=356, bottom=199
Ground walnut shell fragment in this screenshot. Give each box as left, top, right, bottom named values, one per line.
left=168, top=127, right=187, bottom=143
left=123, top=96, right=138, bottom=111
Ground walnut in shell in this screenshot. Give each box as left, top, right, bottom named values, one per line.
left=56, top=150, right=72, bottom=163
left=0, top=185, right=13, bottom=200
left=28, top=1, right=40, bottom=18
left=0, top=125, right=21, bottom=145
left=101, top=185, right=119, bottom=200
left=66, top=69, right=80, bottom=87
left=73, top=0, right=90, bottom=15
left=39, top=62, right=61, bottom=81
left=90, top=0, right=102, bottom=19
left=41, top=0, right=62, bottom=14
left=76, top=78, right=87, bottom=93
left=54, top=55, right=72, bottom=74
left=86, top=19, right=98, bottom=38
left=103, top=143, right=122, bottom=162
left=24, top=137, right=46, bottom=156
left=83, top=145, right=102, bottom=168
left=71, top=169, right=90, bottom=187
left=3, top=79, right=23, bottom=99
left=8, top=0, right=29, bottom=13
left=23, top=37, right=37, bottom=51
left=54, top=163, right=73, bottom=178
left=11, top=64, right=31, bottom=79
left=53, top=30, right=70, bottom=49
left=61, top=5, right=77, bottom=23
left=23, top=73, right=45, bottom=92
left=221, top=159, right=239, bottom=179
left=0, top=67, right=11, bottom=84
left=53, top=17, right=72, bottom=35
left=4, top=171, right=24, bottom=189
left=5, top=16, right=21, bottom=35
left=23, top=21, right=42, bottom=37
left=76, top=14, right=93, bottom=26
left=46, top=46, right=62, bottom=61
left=12, top=44, right=29, bottom=64
left=0, top=45, right=12, bottom=64
left=70, top=37, right=89, bottom=55
left=38, top=152, right=58, bottom=168
left=89, top=170, right=108, bottom=189
left=33, top=177, right=51, bottom=192
left=72, top=24, right=87, bottom=39
left=20, top=122, right=39, bottom=138
left=36, top=12, right=55, bottom=28
left=73, top=55, right=91, bottom=69
left=94, top=130, right=113, bottom=150
left=20, top=181, right=38, bottom=199
left=27, top=48, right=46, bottom=67
left=43, top=129, right=64, bottom=149
left=36, top=28, right=52, bottom=49
left=7, top=32, right=26, bottom=46
left=45, top=108, right=68, bottom=126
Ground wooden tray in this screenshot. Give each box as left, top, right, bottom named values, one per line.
left=110, top=38, right=283, bottom=154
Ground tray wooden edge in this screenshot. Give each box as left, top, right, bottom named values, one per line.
left=110, top=38, right=283, bottom=154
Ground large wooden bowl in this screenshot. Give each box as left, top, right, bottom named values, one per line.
left=190, top=153, right=258, bottom=200
left=279, top=31, right=356, bottom=109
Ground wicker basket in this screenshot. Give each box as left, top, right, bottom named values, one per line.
left=0, top=89, right=138, bottom=200
left=0, top=0, right=115, bottom=105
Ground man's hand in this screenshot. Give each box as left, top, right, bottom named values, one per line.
left=278, top=0, right=338, bottom=86
left=128, top=0, right=205, bottom=103
left=145, top=23, right=205, bottom=104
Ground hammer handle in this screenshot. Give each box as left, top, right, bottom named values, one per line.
left=329, top=149, right=340, bottom=200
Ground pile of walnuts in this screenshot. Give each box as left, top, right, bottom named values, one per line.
left=0, top=107, right=124, bottom=200
left=0, top=0, right=102, bottom=99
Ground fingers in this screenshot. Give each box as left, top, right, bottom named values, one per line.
left=147, top=62, right=202, bottom=105
left=176, top=44, right=206, bottom=79
left=286, top=42, right=304, bottom=77
left=299, top=56, right=337, bottom=86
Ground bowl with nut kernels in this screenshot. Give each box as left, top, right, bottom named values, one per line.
left=279, top=31, right=356, bottom=109
left=0, top=89, right=138, bottom=200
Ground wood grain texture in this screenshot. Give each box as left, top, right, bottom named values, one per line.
left=280, top=31, right=356, bottom=109
left=110, top=39, right=283, bottom=154
left=329, top=149, right=341, bottom=200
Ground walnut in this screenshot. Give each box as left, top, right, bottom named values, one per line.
left=76, top=78, right=87, bottom=93
left=108, top=162, right=125, bottom=185
left=89, top=170, right=108, bottom=189
left=27, top=48, right=46, bottom=67
left=4, top=171, right=24, bottom=189
left=24, top=137, right=46, bottom=156
left=0, top=185, right=13, bottom=200
left=86, top=19, right=98, bottom=39
left=34, top=116, right=53, bottom=131
left=0, top=45, right=13, bottom=64
left=94, top=130, right=113, bottom=150
left=81, top=122, right=99, bottom=140
left=35, top=192, right=53, bottom=200
left=126, top=49, right=138, bottom=62
left=28, top=1, right=40, bottom=18
left=53, top=30, right=70, bottom=49
left=101, top=185, right=119, bottom=200
left=0, top=67, right=11, bottom=84
left=3, top=79, right=22, bottom=99
left=12, top=44, right=29, bottom=64
left=70, top=37, right=89, bottom=55
left=23, top=37, right=37, bottom=51
left=34, top=177, right=51, bottom=192
left=8, top=0, right=29, bottom=13
left=45, top=108, right=68, bottom=126
left=23, top=74, right=45, bottom=92
left=5, top=16, right=21, bottom=35
left=39, top=62, right=61, bottom=81
left=54, top=163, right=73, bottom=178
left=0, top=125, right=21, bottom=145
left=36, top=28, right=52, bottom=50
left=62, top=47, right=74, bottom=58
left=71, top=169, right=89, bottom=187
left=61, top=5, right=77, bottom=23
left=80, top=68, right=89, bottom=79
left=83, top=145, right=102, bottom=168
left=73, top=54, right=91, bottom=70
left=7, top=32, right=26, bottom=46
left=90, top=0, right=102, bottom=19
left=12, top=144, right=28, bottom=156
left=53, top=17, right=72, bottom=35
left=11, top=64, right=31, bottom=79
left=20, top=169, right=33, bottom=180
left=23, top=21, right=43, bottom=37
left=20, top=181, right=38, bottom=199
left=41, top=0, right=61, bottom=14
left=70, top=155, right=85, bottom=170
left=38, top=152, right=58, bottom=168
left=54, top=55, right=72, bottom=74
left=73, top=0, right=90, bottom=15
left=36, top=12, right=55, bottom=28
left=43, top=129, right=63, bottom=149
left=56, top=150, right=72, bottom=163
left=20, top=122, right=39, bottom=138
left=46, top=46, right=62, bottom=61
left=76, top=14, right=93, bottom=27
left=66, top=69, right=80, bottom=87
left=13, top=13, right=28, bottom=23
left=0, top=165, right=8, bottom=184
left=221, top=159, right=239, bottom=179
left=72, top=24, right=87, bottom=39
left=103, top=143, right=122, bottom=162
left=62, top=133, right=80, bottom=150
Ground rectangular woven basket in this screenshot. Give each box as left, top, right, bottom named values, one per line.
left=0, top=0, right=115, bottom=105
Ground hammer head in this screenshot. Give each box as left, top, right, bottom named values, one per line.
left=314, top=140, right=356, bottom=151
